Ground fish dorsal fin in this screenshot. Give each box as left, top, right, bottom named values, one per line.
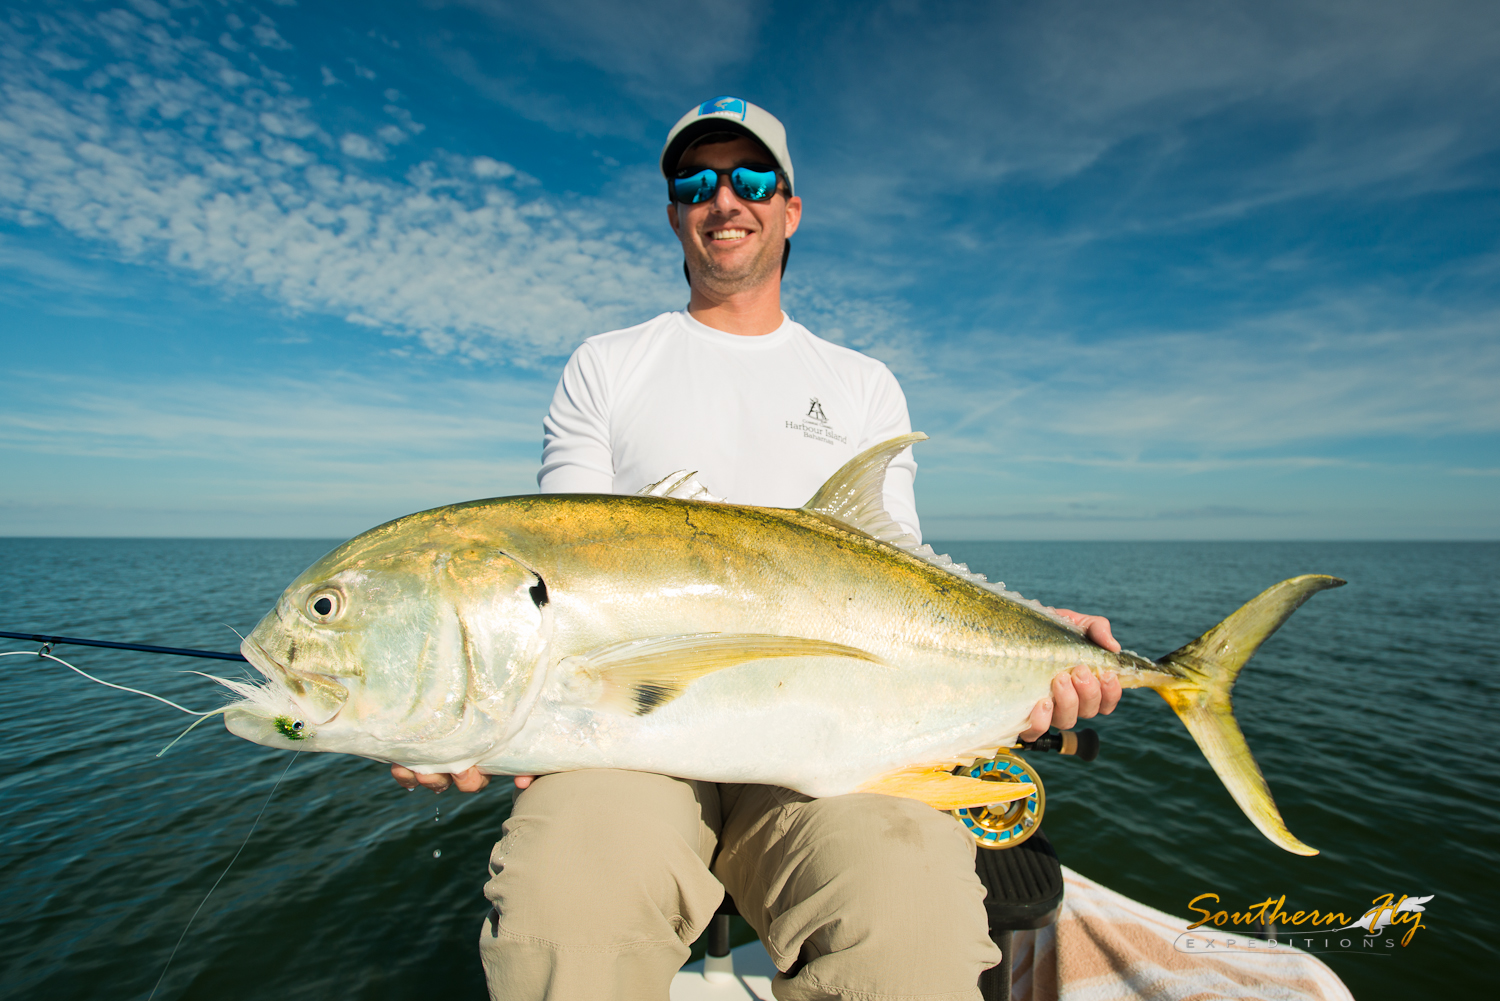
left=638, top=470, right=725, bottom=503
left=801, top=432, right=928, bottom=548
left=560, top=633, right=885, bottom=716
left=803, top=432, right=1082, bottom=634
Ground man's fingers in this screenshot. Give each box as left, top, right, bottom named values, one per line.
left=1018, top=698, right=1053, bottom=742
left=393, top=763, right=492, bottom=794
left=1050, top=607, right=1122, bottom=653
left=513, top=775, right=536, bottom=790
left=1084, top=617, right=1121, bottom=653
left=452, top=766, right=490, bottom=793
left=1070, top=666, right=1101, bottom=718
left=1098, top=669, right=1121, bottom=715
left=1050, top=673, right=1080, bottom=730
left=1022, top=667, right=1123, bottom=745
left=393, top=764, right=447, bottom=792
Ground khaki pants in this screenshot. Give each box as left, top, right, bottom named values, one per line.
left=479, top=769, right=1000, bottom=1000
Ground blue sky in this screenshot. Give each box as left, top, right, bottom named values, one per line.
left=2, top=0, right=1496, bottom=539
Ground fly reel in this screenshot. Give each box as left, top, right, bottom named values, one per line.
left=952, top=749, right=1045, bottom=850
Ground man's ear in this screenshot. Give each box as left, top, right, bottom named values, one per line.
left=667, top=201, right=680, bottom=236
left=783, top=196, right=802, bottom=239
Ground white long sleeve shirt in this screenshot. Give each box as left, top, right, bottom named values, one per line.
left=539, top=310, right=921, bottom=541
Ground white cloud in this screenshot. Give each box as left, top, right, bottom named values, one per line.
left=905, top=301, right=1500, bottom=470
left=339, top=132, right=386, bottom=159
left=251, top=15, right=292, bottom=51
left=0, top=3, right=684, bottom=363
left=383, top=103, right=424, bottom=135
left=471, top=156, right=515, bottom=180
left=0, top=368, right=555, bottom=535
left=128, top=0, right=170, bottom=21
left=1, top=369, right=543, bottom=470
left=444, top=0, right=769, bottom=96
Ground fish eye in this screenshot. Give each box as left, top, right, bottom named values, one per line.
left=305, top=589, right=344, bottom=622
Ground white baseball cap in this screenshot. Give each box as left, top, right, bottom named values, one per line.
left=660, top=96, right=795, bottom=196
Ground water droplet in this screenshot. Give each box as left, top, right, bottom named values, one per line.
left=432, top=849, right=442, bottom=858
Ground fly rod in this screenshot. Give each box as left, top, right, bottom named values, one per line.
left=0, top=630, right=248, bottom=662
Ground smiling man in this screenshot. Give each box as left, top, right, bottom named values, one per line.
left=395, top=97, right=1121, bottom=1001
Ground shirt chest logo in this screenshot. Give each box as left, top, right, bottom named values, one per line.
left=785, top=396, right=847, bottom=446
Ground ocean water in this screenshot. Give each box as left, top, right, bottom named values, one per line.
left=0, top=538, right=1494, bottom=999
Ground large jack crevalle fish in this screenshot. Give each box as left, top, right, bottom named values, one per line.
left=224, top=434, right=1341, bottom=855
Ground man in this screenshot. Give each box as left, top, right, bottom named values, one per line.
left=393, top=97, right=1122, bottom=1000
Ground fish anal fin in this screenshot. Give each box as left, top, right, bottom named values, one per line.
left=567, top=633, right=884, bottom=716
left=858, top=766, right=1036, bottom=811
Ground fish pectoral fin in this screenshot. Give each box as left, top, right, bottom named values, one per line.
left=572, top=633, right=884, bottom=716
left=858, top=766, right=1036, bottom=811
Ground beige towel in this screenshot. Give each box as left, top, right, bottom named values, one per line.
left=1007, top=867, right=1354, bottom=1001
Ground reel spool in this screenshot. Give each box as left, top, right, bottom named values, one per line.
left=952, top=749, right=1045, bottom=850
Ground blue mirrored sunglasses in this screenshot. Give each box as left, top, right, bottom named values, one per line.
left=670, top=165, right=783, bottom=204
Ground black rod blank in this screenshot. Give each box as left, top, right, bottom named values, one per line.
left=1020, top=728, right=1100, bottom=761
left=0, top=630, right=248, bottom=662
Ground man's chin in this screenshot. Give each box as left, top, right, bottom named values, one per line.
left=692, top=249, right=779, bottom=292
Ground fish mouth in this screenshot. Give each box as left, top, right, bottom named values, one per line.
left=240, top=637, right=349, bottom=725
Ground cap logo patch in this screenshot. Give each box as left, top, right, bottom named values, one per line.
left=698, top=96, right=747, bottom=121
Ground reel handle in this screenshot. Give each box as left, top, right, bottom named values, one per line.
left=1020, top=728, right=1099, bottom=762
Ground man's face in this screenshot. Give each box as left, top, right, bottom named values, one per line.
left=667, top=136, right=802, bottom=295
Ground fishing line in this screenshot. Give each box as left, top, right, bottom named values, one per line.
left=0, top=650, right=222, bottom=716
left=155, top=709, right=232, bottom=758
left=2, top=648, right=240, bottom=756
left=153, top=670, right=259, bottom=757
left=146, top=751, right=299, bottom=1001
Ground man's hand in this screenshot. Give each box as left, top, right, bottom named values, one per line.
left=1018, top=608, right=1123, bottom=741
left=389, top=764, right=494, bottom=793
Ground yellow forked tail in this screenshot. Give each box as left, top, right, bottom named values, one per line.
left=1153, top=574, right=1346, bottom=857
